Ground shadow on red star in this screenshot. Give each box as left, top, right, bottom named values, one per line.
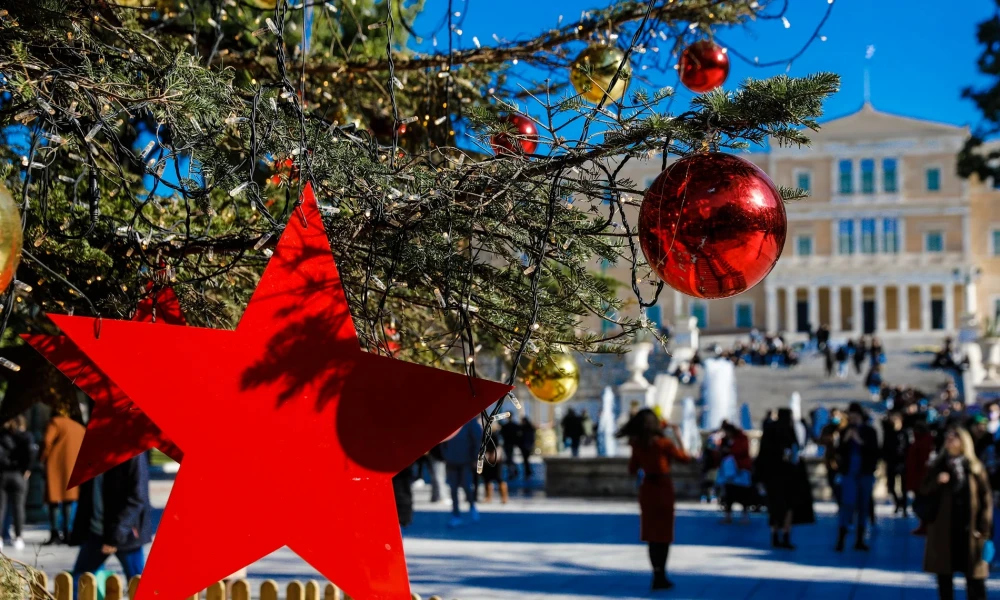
left=49, top=183, right=511, bottom=600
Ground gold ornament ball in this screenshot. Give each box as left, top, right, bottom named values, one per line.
left=524, top=351, right=580, bottom=404
left=253, top=0, right=278, bottom=8
left=0, top=183, right=22, bottom=295
left=570, top=45, right=631, bottom=104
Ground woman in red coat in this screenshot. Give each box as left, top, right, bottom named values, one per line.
left=619, top=409, right=691, bottom=591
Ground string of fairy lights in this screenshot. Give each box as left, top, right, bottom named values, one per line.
left=0, top=0, right=837, bottom=470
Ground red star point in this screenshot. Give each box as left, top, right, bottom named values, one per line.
left=23, top=287, right=185, bottom=489
left=50, top=183, right=511, bottom=600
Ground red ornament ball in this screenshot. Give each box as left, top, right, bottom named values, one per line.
left=638, top=153, right=786, bottom=299
left=679, top=40, right=730, bottom=93
left=491, top=114, right=539, bottom=156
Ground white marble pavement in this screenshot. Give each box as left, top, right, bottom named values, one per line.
left=7, top=480, right=999, bottom=599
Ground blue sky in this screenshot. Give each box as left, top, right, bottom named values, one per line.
left=415, top=0, right=997, bottom=130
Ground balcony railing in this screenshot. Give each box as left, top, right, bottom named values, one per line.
left=776, top=251, right=963, bottom=271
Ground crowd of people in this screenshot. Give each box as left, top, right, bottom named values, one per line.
left=615, top=392, right=1000, bottom=598
left=393, top=415, right=538, bottom=529
left=0, top=404, right=154, bottom=587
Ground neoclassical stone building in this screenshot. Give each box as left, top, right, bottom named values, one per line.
left=608, top=103, right=1000, bottom=338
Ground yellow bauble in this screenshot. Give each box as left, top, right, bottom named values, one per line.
left=524, top=351, right=580, bottom=404
left=0, top=183, right=22, bottom=295
left=253, top=0, right=278, bottom=8
left=570, top=45, right=631, bottom=104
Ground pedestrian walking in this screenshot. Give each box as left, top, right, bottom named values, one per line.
left=561, top=409, right=584, bottom=457
left=618, top=409, right=690, bottom=591
left=835, top=345, right=849, bottom=378
left=440, top=418, right=483, bottom=528
left=835, top=403, right=879, bottom=551
left=718, top=422, right=754, bottom=523
left=755, top=408, right=815, bottom=550
left=882, top=411, right=911, bottom=516
left=853, top=338, right=868, bottom=375
left=922, top=427, right=992, bottom=600
left=819, top=408, right=847, bottom=506
left=0, top=415, right=34, bottom=551
left=520, top=417, right=537, bottom=480
left=69, top=454, right=152, bottom=587
left=41, top=405, right=85, bottom=545
left=909, top=418, right=937, bottom=535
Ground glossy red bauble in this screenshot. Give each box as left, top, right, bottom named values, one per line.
left=490, top=114, right=539, bottom=156
left=638, top=153, right=786, bottom=299
left=679, top=40, right=730, bottom=93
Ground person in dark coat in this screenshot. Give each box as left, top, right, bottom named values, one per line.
left=922, top=427, right=992, bottom=600
left=561, top=409, right=585, bottom=458
left=440, top=418, right=483, bottom=528
left=520, top=417, right=537, bottom=479
left=70, top=453, right=152, bottom=585
left=836, top=402, right=879, bottom=551
left=882, top=412, right=911, bottom=516
left=909, top=419, right=937, bottom=535
left=0, top=415, right=35, bottom=551
left=853, top=338, right=868, bottom=375
left=819, top=408, right=847, bottom=506
left=618, top=409, right=690, bottom=591
left=754, top=408, right=815, bottom=550
left=392, top=465, right=414, bottom=528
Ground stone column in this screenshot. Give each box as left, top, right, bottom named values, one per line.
left=852, top=284, right=863, bottom=334
left=808, top=285, right=820, bottom=331
left=875, top=284, right=887, bottom=333
left=765, top=285, right=778, bottom=333
left=920, top=283, right=932, bottom=332
left=944, top=283, right=955, bottom=331
left=830, top=285, right=842, bottom=333
left=898, top=285, right=909, bottom=333
left=673, top=289, right=684, bottom=320
left=966, top=281, right=978, bottom=317
left=785, top=286, right=796, bottom=332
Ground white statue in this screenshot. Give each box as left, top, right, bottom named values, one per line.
left=701, top=354, right=737, bottom=431
left=652, top=373, right=679, bottom=421
left=680, top=396, right=702, bottom=458
left=597, top=387, right=618, bottom=457
left=790, top=391, right=808, bottom=448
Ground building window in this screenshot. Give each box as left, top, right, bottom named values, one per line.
left=839, top=159, right=853, bottom=194
left=861, top=158, right=875, bottom=194
left=735, top=302, right=754, bottom=328
left=925, top=230, right=944, bottom=253
left=690, top=302, right=708, bottom=329
left=883, top=218, right=900, bottom=253
left=796, top=235, right=813, bottom=256
left=926, top=167, right=941, bottom=192
left=838, top=220, right=855, bottom=254
left=795, top=170, right=811, bottom=193
left=883, top=158, right=898, bottom=193
left=991, top=229, right=1000, bottom=256
left=861, top=218, right=877, bottom=254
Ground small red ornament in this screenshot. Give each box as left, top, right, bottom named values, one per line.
left=639, top=153, right=786, bottom=299
left=679, top=40, right=730, bottom=93
left=49, top=183, right=512, bottom=600
left=269, top=157, right=298, bottom=187
left=23, top=286, right=186, bottom=489
left=490, top=114, right=539, bottom=156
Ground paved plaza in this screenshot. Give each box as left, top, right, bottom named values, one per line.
left=7, top=480, right=1000, bottom=599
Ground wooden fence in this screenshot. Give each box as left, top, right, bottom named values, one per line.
left=35, top=573, right=443, bottom=600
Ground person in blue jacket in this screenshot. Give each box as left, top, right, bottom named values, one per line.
left=440, top=418, right=484, bottom=528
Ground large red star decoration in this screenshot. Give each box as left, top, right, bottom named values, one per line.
left=22, top=287, right=185, bottom=489
left=50, top=183, right=512, bottom=600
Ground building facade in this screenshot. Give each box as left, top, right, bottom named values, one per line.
left=607, top=103, right=1000, bottom=338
